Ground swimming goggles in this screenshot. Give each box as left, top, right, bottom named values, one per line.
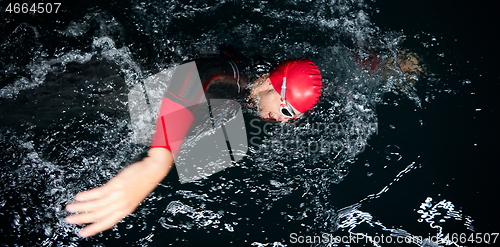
left=279, top=77, right=297, bottom=118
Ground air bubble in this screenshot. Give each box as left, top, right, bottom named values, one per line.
left=385, top=145, right=402, bottom=161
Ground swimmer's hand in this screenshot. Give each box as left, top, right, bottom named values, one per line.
left=395, top=49, right=424, bottom=77
left=65, top=148, right=174, bottom=238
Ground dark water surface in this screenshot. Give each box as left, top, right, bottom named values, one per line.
left=1, top=0, right=499, bottom=246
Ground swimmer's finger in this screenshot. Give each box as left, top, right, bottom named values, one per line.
left=65, top=202, right=119, bottom=225
left=73, top=185, right=110, bottom=202
left=66, top=192, right=115, bottom=213
left=77, top=210, right=128, bottom=238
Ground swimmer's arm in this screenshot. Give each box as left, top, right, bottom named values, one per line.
left=65, top=148, right=173, bottom=238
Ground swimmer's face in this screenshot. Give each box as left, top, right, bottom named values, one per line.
left=250, top=78, right=303, bottom=122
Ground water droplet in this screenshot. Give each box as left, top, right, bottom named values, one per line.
left=385, top=145, right=402, bottom=161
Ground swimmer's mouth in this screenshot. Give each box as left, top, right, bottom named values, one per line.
left=262, top=112, right=278, bottom=122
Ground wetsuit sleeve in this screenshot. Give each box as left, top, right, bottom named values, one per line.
left=357, top=50, right=381, bottom=71
left=150, top=61, right=206, bottom=156
left=150, top=94, right=195, bottom=154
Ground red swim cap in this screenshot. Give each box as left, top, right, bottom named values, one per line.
left=269, top=59, right=323, bottom=113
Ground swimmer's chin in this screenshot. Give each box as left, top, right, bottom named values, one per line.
left=259, top=112, right=290, bottom=123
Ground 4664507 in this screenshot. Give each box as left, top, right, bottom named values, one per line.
left=5, top=3, right=61, bottom=14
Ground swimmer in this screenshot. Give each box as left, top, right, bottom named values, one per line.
left=65, top=58, right=323, bottom=237
left=65, top=51, right=424, bottom=237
